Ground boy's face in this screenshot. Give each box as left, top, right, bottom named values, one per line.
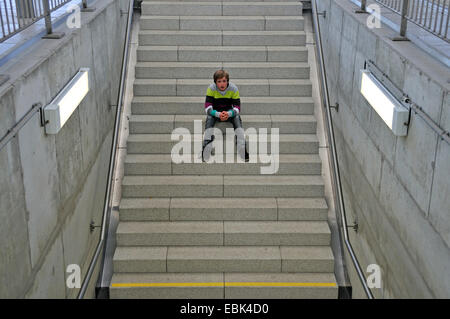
left=216, top=77, right=228, bottom=91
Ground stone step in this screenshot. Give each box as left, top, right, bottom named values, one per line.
left=119, top=197, right=329, bottom=221
left=124, top=154, right=322, bottom=175
left=131, top=96, right=314, bottom=115
left=113, top=246, right=334, bottom=273
left=137, top=45, right=308, bottom=62
left=139, top=15, right=304, bottom=31
left=133, top=79, right=312, bottom=97
left=142, top=2, right=303, bottom=16
left=138, top=30, right=306, bottom=46
left=223, top=272, right=337, bottom=299
left=142, top=0, right=300, bottom=2
left=126, top=133, right=319, bottom=154
left=134, top=62, right=310, bottom=79
left=110, top=272, right=337, bottom=299
left=121, top=175, right=324, bottom=197
left=116, top=220, right=330, bottom=246
left=129, top=114, right=317, bottom=134
left=110, top=272, right=224, bottom=298
left=110, top=273, right=338, bottom=299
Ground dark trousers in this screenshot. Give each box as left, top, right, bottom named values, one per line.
left=202, top=114, right=247, bottom=157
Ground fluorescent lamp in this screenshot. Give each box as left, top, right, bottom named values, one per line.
left=359, top=69, right=409, bottom=136
left=44, top=68, right=90, bottom=134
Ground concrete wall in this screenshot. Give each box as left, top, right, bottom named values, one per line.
left=316, top=0, right=450, bottom=298
left=0, top=0, right=128, bottom=298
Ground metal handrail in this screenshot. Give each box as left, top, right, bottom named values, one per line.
left=0, top=103, right=42, bottom=151
left=361, top=0, right=450, bottom=42
left=0, top=0, right=78, bottom=42
left=311, top=0, right=374, bottom=299
left=77, top=0, right=134, bottom=299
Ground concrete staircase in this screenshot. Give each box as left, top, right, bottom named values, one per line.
left=110, top=0, right=338, bottom=299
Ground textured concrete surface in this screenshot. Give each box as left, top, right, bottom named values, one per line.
left=0, top=0, right=128, bottom=298
left=318, top=0, right=450, bottom=298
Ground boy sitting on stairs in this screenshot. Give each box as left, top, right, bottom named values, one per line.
left=202, top=70, right=250, bottom=162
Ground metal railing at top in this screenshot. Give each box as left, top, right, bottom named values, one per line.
left=359, top=0, right=449, bottom=42
left=311, top=0, right=375, bottom=299
left=0, top=0, right=92, bottom=42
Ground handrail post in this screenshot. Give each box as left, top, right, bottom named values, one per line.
left=41, top=0, right=64, bottom=39
left=392, top=0, right=410, bottom=41
left=81, top=0, right=96, bottom=12
left=355, top=0, right=368, bottom=13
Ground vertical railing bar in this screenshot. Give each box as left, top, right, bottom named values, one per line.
left=37, top=0, right=43, bottom=17
left=429, top=0, right=436, bottom=29
left=0, top=3, right=7, bottom=37
left=424, top=0, right=430, bottom=26
left=444, top=0, right=449, bottom=36
left=24, top=0, right=31, bottom=24
left=420, top=0, right=426, bottom=24
left=8, top=0, right=16, bottom=30
left=33, top=0, right=38, bottom=16
left=16, top=0, right=22, bottom=28
left=409, top=0, right=416, bottom=17
left=417, top=0, right=422, bottom=21
left=2, top=0, right=10, bottom=34
left=415, top=0, right=421, bottom=19
left=433, top=0, right=440, bottom=31
left=438, top=0, right=446, bottom=34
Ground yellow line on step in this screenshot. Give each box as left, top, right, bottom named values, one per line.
left=111, top=282, right=337, bottom=288
left=226, top=282, right=337, bottom=287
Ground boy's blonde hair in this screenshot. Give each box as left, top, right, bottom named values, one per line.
left=213, top=70, right=229, bottom=83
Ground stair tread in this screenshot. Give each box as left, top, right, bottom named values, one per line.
left=111, top=272, right=336, bottom=285
left=120, top=197, right=327, bottom=209
left=122, top=175, right=324, bottom=185
left=117, top=220, right=330, bottom=234
left=113, top=246, right=334, bottom=261
left=142, top=1, right=302, bottom=4
left=224, top=220, right=330, bottom=234
left=138, top=45, right=308, bottom=50
left=133, top=78, right=311, bottom=84
left=136, top=61, right=308, bottom=66
left=132, top=96, right=313, bottom=102
left=125, top=153, right=321, bottom=163
left=139, top=30, right=306, bottom=35
left=140, top=15, right=304, bottom=19
left=127, top=133, right=319, bottom=143
left=130, top=114, right=315, bottom=121
left=111, top=272, right=223, bottom=285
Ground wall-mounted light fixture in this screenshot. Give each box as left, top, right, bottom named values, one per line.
left=359, top=69, right=409, bottom=136
left=43, top=68, right=90, bottom=134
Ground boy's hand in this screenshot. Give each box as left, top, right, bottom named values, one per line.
left=219, top=111, right=229, bottom=121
